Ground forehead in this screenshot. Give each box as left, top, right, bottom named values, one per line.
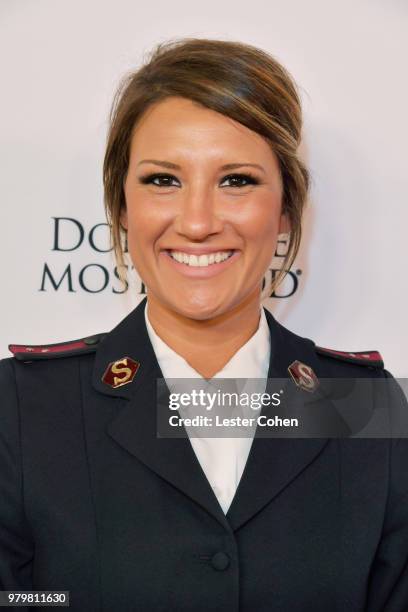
left=129, top=96, right=277, bottom=165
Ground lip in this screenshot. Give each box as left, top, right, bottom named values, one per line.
left=160, top=249, right=241, bottom=278
left=161, top=247, right=238, bottom=255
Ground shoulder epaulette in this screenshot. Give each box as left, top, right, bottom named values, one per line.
left=8, top=333, right=108, bottom=362
left=315, top=346, right=384, bottom=368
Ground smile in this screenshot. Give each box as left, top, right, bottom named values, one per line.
left=161, top=249, right=241, bottom=278
left=168, top=250, right=234, bottom=267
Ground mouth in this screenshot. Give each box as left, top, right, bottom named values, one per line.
left=160, top=249, right=241, bottom=277
left=164, top=249, right=236, bottom=267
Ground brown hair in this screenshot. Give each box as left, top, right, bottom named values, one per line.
left=103, top=37, right=309, bottom=291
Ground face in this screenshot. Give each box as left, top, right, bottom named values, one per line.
left=122, top=96, right=289, bottom=320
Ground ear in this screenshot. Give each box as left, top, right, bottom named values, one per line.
left=278, top=211, right=291, bottom=234
left=120, top=206, right=128, bottom=231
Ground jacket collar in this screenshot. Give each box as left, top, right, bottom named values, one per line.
left=92, top=296, right=160, bottom=400
left=91, top=297, right=329, bottom=532
left=92, top=296, right=323, bottom=395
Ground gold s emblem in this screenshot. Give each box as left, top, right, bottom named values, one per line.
left=102, top=356, right=140, bottom=389
left=111, top=359, right=133, bottom=386
left=288, top=360, right=319, bottom=392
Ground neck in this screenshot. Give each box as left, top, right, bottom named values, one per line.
left=145, top=289, right=263, bottom=378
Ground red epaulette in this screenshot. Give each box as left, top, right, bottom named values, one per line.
left=315, top=346, right=384, bottom=368
left=8, top=333, right=107, bottom=362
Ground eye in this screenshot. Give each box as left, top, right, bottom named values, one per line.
left=219, top=173, right=260, bottom=188
left=138, top=173, right=180, bottom=187
left=138, top=171, right=261, bottom=189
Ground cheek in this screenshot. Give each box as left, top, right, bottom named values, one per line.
left=238, top=195, right=282, bottom=240
left=125, top=202, right=169, bottom=243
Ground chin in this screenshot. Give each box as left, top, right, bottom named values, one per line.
left=168, top=294, right=233, bottom=321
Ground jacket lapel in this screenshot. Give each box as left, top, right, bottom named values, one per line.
left=91, top=297, right=231, bottom=531
left=91, top=297, right=329, bottom=533
left=226, top=309, right=330, bottom=530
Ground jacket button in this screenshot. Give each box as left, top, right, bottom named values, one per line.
left=211, top=552, right=230, bottom=571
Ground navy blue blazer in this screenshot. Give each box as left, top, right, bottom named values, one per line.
left=0, top=296, right=407, bottom=611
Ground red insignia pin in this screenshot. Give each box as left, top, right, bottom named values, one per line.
left=288, top=360, right=319, bottom=392
left=102, top=357, right=140, bottom=389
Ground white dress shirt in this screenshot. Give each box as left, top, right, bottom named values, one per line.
left=144, top=302, right=271, bottom=514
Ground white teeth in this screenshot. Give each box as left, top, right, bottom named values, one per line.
left=169, top=250, right=234, bottom=267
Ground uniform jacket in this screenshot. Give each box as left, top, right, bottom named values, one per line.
left=0, top=296, right=408, bottom=612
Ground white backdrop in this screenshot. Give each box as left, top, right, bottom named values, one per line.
left=1, top=0, right=407, bottom=376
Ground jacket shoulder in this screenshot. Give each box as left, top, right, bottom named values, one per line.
left=315, top=346, right=384, bottom=369
left=7, top=333, right=108, bottom=362
left=269, top=312, right=387, bottom=377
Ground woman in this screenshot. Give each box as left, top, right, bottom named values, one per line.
left=1, top=37, right=407, bottom=611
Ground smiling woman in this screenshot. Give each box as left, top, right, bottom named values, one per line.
left=119, top=95, right=288, bottom=374
left=1, top=37, right=408, bottom=612
left=103, top=38, right=306, bottom=376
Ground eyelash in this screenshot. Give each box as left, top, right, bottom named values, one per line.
left=138, top=172, right=261, bottom=188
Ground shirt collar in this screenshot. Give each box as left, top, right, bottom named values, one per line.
left=144, top=301, right=271, bottom=387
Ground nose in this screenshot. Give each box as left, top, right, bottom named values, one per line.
left=173, top=184, right=224, bottom=240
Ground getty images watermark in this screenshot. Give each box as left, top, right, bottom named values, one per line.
left=155, top=377, right=408, bottom=438
left=166, top=384, right=297, bottom=430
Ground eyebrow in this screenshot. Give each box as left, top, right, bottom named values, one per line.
left=137, top=159, right=266, bottom=173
